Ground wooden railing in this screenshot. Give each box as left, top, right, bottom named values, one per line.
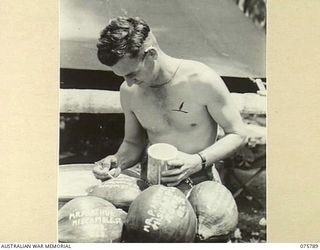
left=59, top=89, right=266, bottom=145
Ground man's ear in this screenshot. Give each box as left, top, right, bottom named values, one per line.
left=144, top=47, right=158, bottom=60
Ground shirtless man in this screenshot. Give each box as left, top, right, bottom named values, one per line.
left=93, top=16, right=246, bottom=188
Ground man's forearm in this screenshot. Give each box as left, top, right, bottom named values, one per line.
left=200, top=133, right=246, bottom=167
left=114, top=140, right=146, bottom=170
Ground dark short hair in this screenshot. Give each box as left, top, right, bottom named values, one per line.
left=97, top=16, right=150, bottom=66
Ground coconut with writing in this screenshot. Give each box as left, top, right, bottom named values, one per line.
left=188, top=181, right=238, bottom=242
left=124, top=185, right=197, bottom=242
left=58, top=196, right=126, bottom=243
left=87, top=173, right=148, bottom=210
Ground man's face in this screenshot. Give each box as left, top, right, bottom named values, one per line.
left=110, top=53, right=154, bottom=87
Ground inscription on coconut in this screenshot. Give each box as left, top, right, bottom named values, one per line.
left=143, top=188, right=187, bottom=232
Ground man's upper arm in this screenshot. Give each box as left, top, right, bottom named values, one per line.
left=120, top=83, right=146, bottom=145
left=199, top=69, right=246, bottom=136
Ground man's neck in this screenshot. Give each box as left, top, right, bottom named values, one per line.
left=149, top=53, right=181, bottom=88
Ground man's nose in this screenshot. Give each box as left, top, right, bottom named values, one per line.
left=124, top=77, right=134, bottom=86
left=125, top=77, right=138, bottom=85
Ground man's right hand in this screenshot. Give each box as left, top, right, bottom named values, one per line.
left=92, top=155, right=121, bottom=181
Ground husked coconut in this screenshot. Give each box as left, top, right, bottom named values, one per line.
left=124, top=185, right=197, bottom=242
left=188, top=181, right=238, bottom=241
left=88, top=174, right=148, bottom=210
left=58, top=196, right=126, bottom=243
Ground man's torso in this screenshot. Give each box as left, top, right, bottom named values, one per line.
left=124, top=60, right=219, bottom=154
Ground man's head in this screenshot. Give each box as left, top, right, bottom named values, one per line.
left=97, top=16, right=160, bottom=86
left=97, top=16, right=151, bottom=66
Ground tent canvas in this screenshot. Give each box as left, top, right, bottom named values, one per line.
left=60, top=0, right=266, bottom=77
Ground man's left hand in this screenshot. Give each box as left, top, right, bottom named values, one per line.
left=161, top=151, right=202, bottom=186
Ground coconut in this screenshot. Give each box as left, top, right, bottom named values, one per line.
left=188, top=181, right=238, bottom=242
left=87, top=174, right=148, bottom=210
left=58, top=196, right=125, bottom=243
left=124, top=185, right=197, bottom=242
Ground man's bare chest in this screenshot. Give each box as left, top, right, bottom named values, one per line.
left=131, top=87, right=209, bottom=133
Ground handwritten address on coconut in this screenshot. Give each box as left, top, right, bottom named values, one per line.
left=143, top=189, right=187, bottom=232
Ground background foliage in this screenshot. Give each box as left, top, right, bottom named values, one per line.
left=234, top=0, right=266, bottom=30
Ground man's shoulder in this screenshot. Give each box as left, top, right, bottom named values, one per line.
left=181, top=60, right=221, bottom=86
left=179, top=60, right=228, bottom=104
left=119, top=82, right=137, bottom=109
left=182, top=59, right=211, bottom=71
left=181, top=60, right=219, bottom=80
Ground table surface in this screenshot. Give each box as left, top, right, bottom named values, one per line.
left=59, top=164, right=100, bottom=201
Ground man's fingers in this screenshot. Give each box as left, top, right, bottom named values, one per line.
left=93, top=166, right=121, bottom=180
left=92, top=165, right=107, bottom=176
left=92, top=155, right=119, bottom=181
left=92, top=164, right=105, bottom=175
left=95, top=155, right=118, bottom=170
left=162, top=167, right=184, bottom=177
left=163, top=160, right=184, bottom=176
left=93, top=169, right=114, bottom=181
left=94, top=161, right=108, bottom=173
left=93, top=165, right=112, bottom=180
left=167, top=159, right=184, bottom=168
